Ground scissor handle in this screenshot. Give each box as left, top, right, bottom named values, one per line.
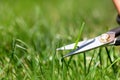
left=114, top=36, right=120, bottom=46
left=117, top=15, right=120, bottom=25
left=110, top=27, right=120, bottom=37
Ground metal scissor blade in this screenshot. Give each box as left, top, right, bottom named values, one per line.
left=62, top=37, right=106, bottom=58
left=62, top=32, right=115, bottom=58
left=56, top=39, right=93, bottom=50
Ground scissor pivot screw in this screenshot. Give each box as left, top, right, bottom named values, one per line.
left=100, top=33, right=110, bottom=43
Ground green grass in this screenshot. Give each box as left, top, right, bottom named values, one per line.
left=0, top=0, right=120, bottom=80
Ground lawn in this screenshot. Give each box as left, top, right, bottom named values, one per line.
left=0, top=0, right=120, bottom=80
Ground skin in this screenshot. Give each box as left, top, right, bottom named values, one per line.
left=113, top=0, right=120, bottom=15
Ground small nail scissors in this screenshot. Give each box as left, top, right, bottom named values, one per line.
left=57, top=27, right=120, bottom=58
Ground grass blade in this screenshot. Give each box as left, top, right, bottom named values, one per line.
left=98, top=48, right=102, bottom=68
left=67, top=22, right=85, bottom=65
left=83, top=52, right=86, bottom=76
left=87, top=50, right=95, bottom=74
left=107, top=58, right=120, bottom=70
left=105, top=47, right=116, bottom=73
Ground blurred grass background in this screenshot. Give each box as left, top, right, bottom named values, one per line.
left=0, top=0, right=120, bottom=80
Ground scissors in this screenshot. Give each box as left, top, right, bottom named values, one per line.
left=57, top=27, right=120, bottom=58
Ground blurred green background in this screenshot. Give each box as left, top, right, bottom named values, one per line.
left=0, top=0, right=118, bottom=52
left=0, top=0, right=119, bottom=79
